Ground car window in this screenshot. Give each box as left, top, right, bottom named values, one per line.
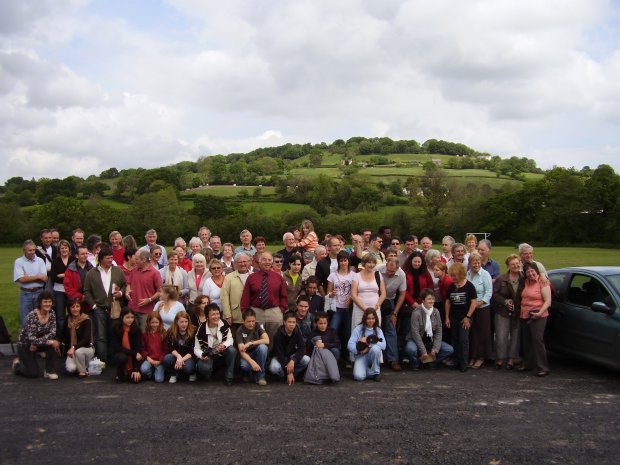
left=567, top=274, right=613, bottom=309
left=606, top=274, right=620, bottom=295
left=549, top=273, right=567, bottom=300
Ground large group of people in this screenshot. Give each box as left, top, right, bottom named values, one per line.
left=12, top=223, right=552, bottom=385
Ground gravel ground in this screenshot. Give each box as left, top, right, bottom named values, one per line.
left=1, top=353, right=618, bottom=465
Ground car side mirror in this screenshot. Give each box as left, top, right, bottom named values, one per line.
left=591, top=302, right=614, bottom=315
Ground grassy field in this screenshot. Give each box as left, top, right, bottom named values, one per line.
left=187, top=185, right=277, bottom=197
left=3, top=246, right=619, bottom=338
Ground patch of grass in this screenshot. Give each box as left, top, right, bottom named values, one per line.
left=0, top=247, right=21, bottom=339
left=99, top=199, right=130, bottom=209
left=242, top=202, right=309, bottom=214
left=187, top=185, right=276, bottom=197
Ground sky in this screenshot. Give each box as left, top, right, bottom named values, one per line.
left=2, top=0, right=620, bottom=183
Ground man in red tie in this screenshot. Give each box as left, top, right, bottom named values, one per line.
left=241, top=252, right=287, bottom=349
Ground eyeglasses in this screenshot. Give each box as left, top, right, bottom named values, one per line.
left=210, top=266, right=222, bottom=270
left=273, top=260, right=283, bottom=264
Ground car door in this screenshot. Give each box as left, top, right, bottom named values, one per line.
left=551, top=271, right=620, bottom=365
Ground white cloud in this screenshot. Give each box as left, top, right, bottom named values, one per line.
left=2, top=0, right=620, bottom=183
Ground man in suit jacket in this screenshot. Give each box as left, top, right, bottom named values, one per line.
left=84, top=245, right=126, bottom=361
left=221, top=252, right=253, bottom=337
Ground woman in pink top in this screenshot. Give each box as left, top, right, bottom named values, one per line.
left=518, top=262, right=551, bottom=377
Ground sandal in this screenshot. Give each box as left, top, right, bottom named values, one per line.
left=78, top=372, right=88, bottom=379
left=472, top=359, right=484, bottom=369
left=505, top=363, right=514, bottom=370
left=494, top=362, right=504, bottom=370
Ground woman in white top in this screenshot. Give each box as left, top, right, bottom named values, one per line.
left=326, top=250, right=356, bottom=334
left=187, top=253, right=210, bottom=311
left=351, top=254, right=386, bottom=328
left=160, top=252, right=189, bottom=304
left=154, top=284, right=185, bottom=330
left=202, top=259, right=225, bottom=308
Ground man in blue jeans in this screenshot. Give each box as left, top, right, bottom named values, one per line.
left=378, top=256, right=406, bottom=371
left=269, top=311, right=310, bottom=385
left=14, top=240, right=48, bottom=325
left=236, top=309, right=270, bottom=386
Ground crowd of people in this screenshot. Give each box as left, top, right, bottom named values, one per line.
left=11, top=222, right=552, bottom=385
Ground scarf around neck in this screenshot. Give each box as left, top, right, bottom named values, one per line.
left=421, top=303, right=434, bottom=338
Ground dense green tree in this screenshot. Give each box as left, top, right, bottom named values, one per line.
left=124, top=187, right=195, bottom=244
left=415, top=164, right=451, bottom=218
left=0, top=202, right=28, bottom=242
left=30, top=196, right=87, bottom=239
left=35, top=177, right=80, bottom=203
left=191, top=194, right=228, bottom=220
left=584, top=164, right=620, bottom=242
left=99, top=167, right=119, bottom=179
left=308, top=150, right=324, bottom=167
left=135, top=168, right=180, bottom=195
left=80, top=180, right=110, bottom=197
left=308, top=175, right=335, bottom=214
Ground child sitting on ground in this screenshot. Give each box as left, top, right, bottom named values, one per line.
left=269, top=311, right=310, bottom=386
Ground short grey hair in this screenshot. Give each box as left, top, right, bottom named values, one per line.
left=479, top=238, right=492, bottom=249
left=188, top=236, right=202, bottom=247
left=425, top=249, right=441, bottom=266
left=518, top=243, right=533, bottom=254
left=234, top=252, right=252, bottom=263
left=23, top=239, right=36, bottom=250
left=192, top=253, right=206, bottom=266
left=282, top=232, right=294, bottom=242
left=442, top=235, right=455, bottom=245
left=145, top=229, right=157, bottom=237
left=136, top=249, right=150, bottom=261
left=314, top=245, right=326, bottom=257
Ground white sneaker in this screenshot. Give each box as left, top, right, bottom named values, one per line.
left=168, top=375, right=177, bottom=384
left=44, top=371, right=59, bottom=380
left=188, top=374, right=197, bottom=382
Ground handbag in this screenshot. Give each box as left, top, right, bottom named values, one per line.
left=110, top=299, right=122, bottom=319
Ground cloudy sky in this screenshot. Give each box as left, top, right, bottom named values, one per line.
left=2, top=0, right=620, bottom=183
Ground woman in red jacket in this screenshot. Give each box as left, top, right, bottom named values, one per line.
left=400, top=251, right=434, bottom=349
left=433, top=261, right=454, bottom=344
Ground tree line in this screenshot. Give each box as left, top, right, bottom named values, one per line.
left=0, top=137, right=615, bottom=246
left=0, top=161, right=617, bottom=247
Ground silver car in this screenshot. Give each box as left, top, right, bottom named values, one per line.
left=546, top=267, right=620, bottom=371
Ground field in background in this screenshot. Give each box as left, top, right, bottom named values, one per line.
left=2, top=246, right=619, bottom=338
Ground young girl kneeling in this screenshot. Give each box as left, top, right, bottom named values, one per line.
left=140, top=312, right=168, bottom=383
left=347, top=308, right=386, bottom=381
left=163, top=311, right=197, bottom=383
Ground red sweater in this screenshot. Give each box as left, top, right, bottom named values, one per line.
left=404, top=271, right=434, bottom=306
left=438, top=275, right=454, bottom=302
left=141, top=332, right=168, bottom=362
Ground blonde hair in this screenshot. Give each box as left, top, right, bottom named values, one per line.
left=449, top=262, right=467, bottom=281
left=161, top=284, right=179, bottom=301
